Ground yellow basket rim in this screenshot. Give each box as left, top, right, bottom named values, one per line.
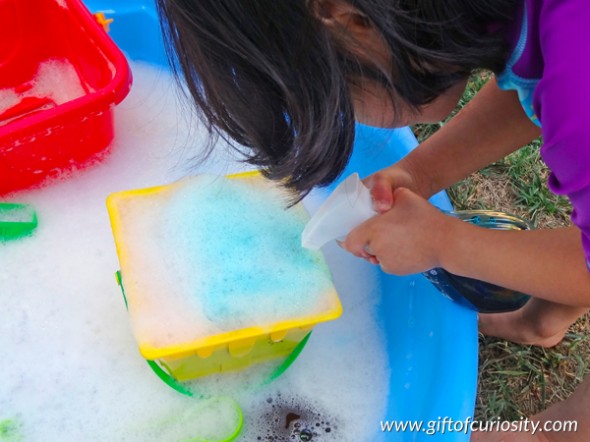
left=137, top=299, right=342, bottom=360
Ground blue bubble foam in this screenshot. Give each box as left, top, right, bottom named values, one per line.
left=160, top=176, right=334, bottom=327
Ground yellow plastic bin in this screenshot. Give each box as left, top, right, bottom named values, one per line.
left=107, top=171, right=342, bottom=382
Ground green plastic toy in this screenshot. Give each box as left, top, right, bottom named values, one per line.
left=0, top=203, right=38, bottom=241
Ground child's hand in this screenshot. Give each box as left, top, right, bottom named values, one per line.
left=342, top=187, right=455, bottom=275
left=363, top=163, right=424, bottom=214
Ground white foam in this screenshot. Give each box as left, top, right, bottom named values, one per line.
left=0, top=59, right=89, bottom=127
left=112, top=174, right=337, bottom=349
left=0, top=62, right=389, bottom=441
left=0, top=204, right=35, bottom=223
left=33, top=59, right=89, bottom=105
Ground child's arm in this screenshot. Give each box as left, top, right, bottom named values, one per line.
left=443, top=219, right=590, bottom=307
left=368, top=78, right=542, bottom=210
left=343, top=187, right=590, bottom=308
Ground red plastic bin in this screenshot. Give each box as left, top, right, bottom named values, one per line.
left=0, top=0, right=132, bottom=195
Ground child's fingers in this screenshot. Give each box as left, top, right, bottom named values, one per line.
left=341, top=222, right=374, bottom=260
left=365, top=175, right=394, bottom=213
left=364, top=244, right=380, bottom=264
left=336, top=236, right=379, bottom=266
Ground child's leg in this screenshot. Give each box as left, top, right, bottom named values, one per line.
left=478, top=298, right=589, bottom=347
left=534, top=373, right=590, bottom=441
left=470, top=373, right=590, bottom=442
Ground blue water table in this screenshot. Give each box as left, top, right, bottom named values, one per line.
left=82, top=1, right=479, bottom=440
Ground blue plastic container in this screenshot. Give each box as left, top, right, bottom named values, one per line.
left=83, top=1, right=478, bottom=439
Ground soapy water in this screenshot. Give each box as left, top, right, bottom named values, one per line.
left=0, top=62, right=388, bottom=441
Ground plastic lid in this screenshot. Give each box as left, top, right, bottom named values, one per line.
left=302, top=173, right=377, bottom=250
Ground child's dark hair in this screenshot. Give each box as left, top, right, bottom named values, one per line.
left=156, top=0, right=516, bottom=198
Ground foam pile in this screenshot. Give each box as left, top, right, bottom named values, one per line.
left=109, top=174, right=338, bottom=349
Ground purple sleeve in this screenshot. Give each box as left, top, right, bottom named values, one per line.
left=533, top=0, right=590, bottom=266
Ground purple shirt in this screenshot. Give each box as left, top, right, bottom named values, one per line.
left=500, top=0, right=590, bottom=267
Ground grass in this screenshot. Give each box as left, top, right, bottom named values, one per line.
left=412, top=71, right=590, bottom=421
left=447, top=140, right=572, bottom=229
left=476, top=321, right=590, bottom=421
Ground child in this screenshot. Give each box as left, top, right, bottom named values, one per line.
left=156, top=0, right=590, bottom=440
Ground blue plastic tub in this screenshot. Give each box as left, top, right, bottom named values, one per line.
left=83, top=1, right=479, bottom=439
left=331, top=125, right=478, bottom=441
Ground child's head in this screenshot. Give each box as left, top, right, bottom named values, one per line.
left=156, top=0, right=515, bottom=196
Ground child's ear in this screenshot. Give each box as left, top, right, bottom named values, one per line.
left=312, top=0, right=373, bottom=34
left=312, top=0, right=390, bottom=72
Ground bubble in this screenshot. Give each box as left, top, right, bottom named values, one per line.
left=300, top=429, right=313, bottom=441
